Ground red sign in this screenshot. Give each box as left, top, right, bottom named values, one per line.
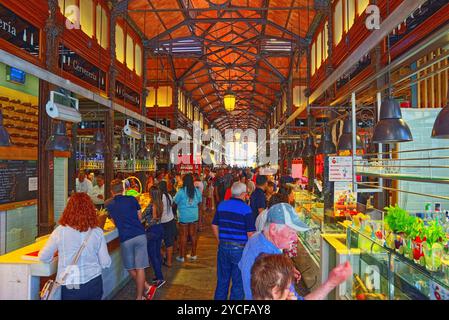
left=177, top=154, right=201, bottom=175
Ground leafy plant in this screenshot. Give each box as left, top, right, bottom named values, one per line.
left=424, top=221, right=446, bottom=246
left=409, top=218, right=425, bottom=240
left=384, top=204, right=411, bottom=234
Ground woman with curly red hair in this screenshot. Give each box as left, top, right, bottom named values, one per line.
left=39, top=192, right=111, bottom=300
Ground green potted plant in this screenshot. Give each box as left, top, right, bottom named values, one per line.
left=422, top=221, right=446, bottom=271
left=384, top=204, right=410, bottom=250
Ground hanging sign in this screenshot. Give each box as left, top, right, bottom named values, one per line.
left=0, top=4, right=40, bottom=56
left=59, top=44, right=107, bottom=91
left=329, top=156, right=353, bottom=181
left=334, top=181, right=357, bottom=216
left=116, top=81, right=141, bottom=109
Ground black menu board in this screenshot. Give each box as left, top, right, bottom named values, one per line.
left=0, top=160, right=37, bottom=205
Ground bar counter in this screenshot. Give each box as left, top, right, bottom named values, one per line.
left=0, top=219, right=128, bottom=300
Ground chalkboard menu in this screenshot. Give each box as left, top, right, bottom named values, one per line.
left=0, top=160, right=37, bottom=205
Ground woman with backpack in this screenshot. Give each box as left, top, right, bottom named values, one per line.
left=173, top=174, right=202, bottom=262
left=143, top=186, right=166, bottom=288
left=158, top=181, right=177, bottom=267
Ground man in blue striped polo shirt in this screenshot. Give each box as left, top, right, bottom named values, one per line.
left=212, top=182, right=256, bottom=300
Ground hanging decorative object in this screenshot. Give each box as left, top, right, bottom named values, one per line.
left=372, top=97, right=413, bottom=143
left=45, top=121, right=72, bottom=152
left=337, top=115, right=363, bottom=152
left=0, top=109, right=12, bottom=146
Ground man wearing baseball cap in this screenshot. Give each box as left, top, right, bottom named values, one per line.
left=238, top=203, right=352, bottom=300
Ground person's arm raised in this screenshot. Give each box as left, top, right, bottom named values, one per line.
left=303, top=261, right=352, bottom=300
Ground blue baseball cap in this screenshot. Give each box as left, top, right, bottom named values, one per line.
left=266, top=203, right=310, bottom=232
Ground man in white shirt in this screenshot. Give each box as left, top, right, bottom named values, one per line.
left=76, top=171, right=93, bottom=194
left=90, top=175, right=105, bottom=208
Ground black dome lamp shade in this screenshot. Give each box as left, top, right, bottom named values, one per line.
left=337, top=115, right=363, bottom=152
left=45, top=121, right=72, bottom=152
left=0, top=109, right=12, bottom=146
left=372, top=97, right=413, bottom=143
left=317, top=127, right=336, bottom=154
left=91, top=130, right=109, bottom=154
left=432, top=90, right=449, bottom=139
left=301, top=135, right=316, bottom=158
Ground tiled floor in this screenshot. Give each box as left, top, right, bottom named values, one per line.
left=113, top=213, right=219, bottom=300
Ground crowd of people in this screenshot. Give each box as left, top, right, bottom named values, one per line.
left=39, top=166, right=351, bottom=300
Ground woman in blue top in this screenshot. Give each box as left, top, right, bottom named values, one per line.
left=173, top=174, right=202, bottom=262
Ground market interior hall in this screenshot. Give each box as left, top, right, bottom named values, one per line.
left=0, top=0, right=449, bottom=301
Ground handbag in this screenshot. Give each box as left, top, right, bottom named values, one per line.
left=40, top=229, right=93, bottom=300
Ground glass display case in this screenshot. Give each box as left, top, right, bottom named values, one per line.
left=343, top=223, right=449, bottom=300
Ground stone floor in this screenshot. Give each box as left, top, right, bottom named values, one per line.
left=112, top=210, right=319, bottom=300
left=113, top=212, right=219, bottom=300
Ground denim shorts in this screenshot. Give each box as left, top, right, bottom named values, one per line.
left=120, top=234, right=150, bottom=270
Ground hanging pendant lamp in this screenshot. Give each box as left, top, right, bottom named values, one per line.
left=119, top=134, right=130, bottom=158
left=301, top=135, right=316, bottom=158
left=431, top=89, right=449, bottom=139
left=293, top=140, right=303, bottom=158
left=45, top=121, right=73, bottom=152
left=136, top=138, right=150, bottom=159
left=317, top=127, right=336, bottom=154
left=0, top=109, right=12, bottom=146
left=224, top=88, right=236, bottom=112
left=337, top=115, right=363, bottom=152
left=372, top=97, right=413, bottom=143
left=90, top=130, right=109, bottom=154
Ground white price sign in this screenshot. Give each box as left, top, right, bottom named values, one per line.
left=329, top=156, right=353, bottom=181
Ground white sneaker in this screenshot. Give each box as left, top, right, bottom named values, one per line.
left=176, top=256, right=185, bottom=263
left=186, top=254, right=197, bottom=261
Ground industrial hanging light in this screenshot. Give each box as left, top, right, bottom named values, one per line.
left=90, top=130, right=109, bottom=154
left=301, top=135, right=316, bottom=158
left=293, top=140, right=303, bottom=158
left=337, top=115, right=363, bottom=152
left=372, top=97, right=413, bottom=143
left=0, top=109, right=12, bottom=146
left=317, top=126, right=336, bottom=154
left=119, top=134, right=130, bottom=158
left=45, top=121, right=73, bottom=152
left=224, top=88, right=236, bottom=112
left=431, top=89, right=449, bottom=139
left=136, top=138, right=150, bottom=159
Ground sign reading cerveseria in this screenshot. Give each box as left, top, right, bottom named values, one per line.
left=116, top=81, right=141, bottom=108
left=0, top=3, right=40, bottom=56
left=58, top=44, right=107, bottom=91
